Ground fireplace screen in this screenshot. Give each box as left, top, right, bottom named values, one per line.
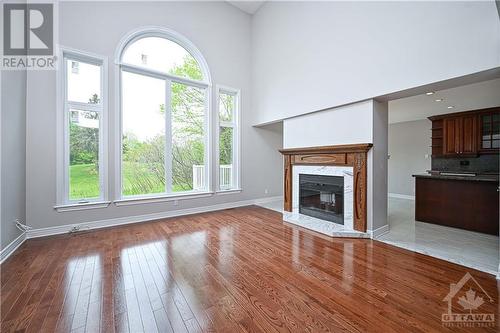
left=299, top=174, right=344, bottom=224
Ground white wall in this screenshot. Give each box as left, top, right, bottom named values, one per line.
left=370, top=100, right=388, bottom=231
left=25, top=1, right=283, bottom=230
left=388, top=119, right=431, bottom=197
left=283, top=100, right=388, bottom=232
left=251, top=1, right=500, bottom=125
left=283, top=100, right=373, bottom=149
left=1, top=70, right=27, bottom=250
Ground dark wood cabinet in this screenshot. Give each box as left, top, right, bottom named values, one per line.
left=414, top=176, right=499, bottom=235
left=442, top=115, right=477, bottom=156
left=460, top=115, right=477, bottom=155
left=430, top=119, right=443, bottom=157
left=479, top=111, right=500, bottom=153
left=430, top=107, right=498, bottom=157
left=443, top=117, right=460, bottom=155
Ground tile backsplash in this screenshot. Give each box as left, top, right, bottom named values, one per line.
left=432, top=155, right=499, bottom=174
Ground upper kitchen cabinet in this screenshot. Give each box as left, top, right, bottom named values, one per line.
left=479, top=110, right=500, bottom=153
left=442, top=117, right=460, bottom=155
left=440, top=114, right=477, bottom=156
left=429, top=107, right=499, bottom=157
left=461, top=114, right=478, bottom=154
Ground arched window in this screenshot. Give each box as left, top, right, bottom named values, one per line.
left=116, top=27, right=211, bottom=199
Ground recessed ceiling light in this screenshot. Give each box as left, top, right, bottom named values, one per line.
left=426, top=92, right=435, bottom=95
left=435, top=98, right=443, bottom=102
left=447, top=106, right=454, bottom=109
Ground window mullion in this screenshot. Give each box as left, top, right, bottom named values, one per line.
left=234, top=94, right=239, bottom=189
left=232, top=118, right=238, bottom=189
left=63, top=56, right=69, bottom=203
left=165, top=79, right=173, bottom=193
left=63, top=98, right=70, bottom=203
left=230, top=96, right=236, bottom=189
left=204, top=87, right=210, bottom=192
left=98, top=62, right=105, bottom=202
left=66, top=101, right=102, bottom=112
left=120, top=63, right=209, bottom=89
left=67, top=103, right=103, bottom=114
left=219, top=121, right=234, bottom=128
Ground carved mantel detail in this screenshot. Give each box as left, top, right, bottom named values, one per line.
left=279, top=144, right=373, bottom=232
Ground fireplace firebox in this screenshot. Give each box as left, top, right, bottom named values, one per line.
left=299, top=174, right=344, bottom=224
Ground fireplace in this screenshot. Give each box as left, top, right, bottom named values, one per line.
left=299, top=174, right=344, bottom=224
left=280, top=144, right=372, bottom=233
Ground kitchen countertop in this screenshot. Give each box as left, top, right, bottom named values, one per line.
left=412, top=173, right=499, bottom=183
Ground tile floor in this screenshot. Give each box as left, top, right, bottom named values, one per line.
left=257, top=197, right=499, bottom=275
left=378, top=197, right=499, bottom=275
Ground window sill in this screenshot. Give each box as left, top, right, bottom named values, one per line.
left=215, top=188, right=242, bottom=195
left=114, top=191, right=214, bottom=206
left=54, top=201, right=111, bottom=212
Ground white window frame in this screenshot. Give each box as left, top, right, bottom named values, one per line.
left=55, top=47, right=109, bottom=211
left=215, top=85, right=241, bottom=193
left=114, top=27, right=213, bottom=205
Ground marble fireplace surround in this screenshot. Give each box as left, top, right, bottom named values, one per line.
left=292, top=165, right=354, bottom=230
left=280, top=144, right=373, bottom=234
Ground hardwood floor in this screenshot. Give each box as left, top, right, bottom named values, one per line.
left=1, top=206, right=498, bottom=332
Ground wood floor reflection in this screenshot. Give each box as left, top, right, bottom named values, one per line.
left=1, top=206, right=498, bottom=332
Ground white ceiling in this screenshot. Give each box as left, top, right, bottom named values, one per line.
left=388, top=78, right=500, bottom=124
left=227, top=1, right=266, bottom=14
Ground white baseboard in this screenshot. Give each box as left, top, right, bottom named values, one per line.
left=388, top=193, right=415, bottom=200
left=0, top=232, right=27, bottom=264
left=370, top=224, right=390, bottom=239
left=253, top=195, right=282, bottom=204
left=27, top=195, right=283, bottom=239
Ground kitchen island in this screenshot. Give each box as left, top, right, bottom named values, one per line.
left=413, top=174, right=499, bottom=235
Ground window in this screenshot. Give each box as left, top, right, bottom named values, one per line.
left=117, top=28, right=211, bottom=200
left=216, top=86, right=240, bottom=191
left=57, top=49, right=108, bottom=208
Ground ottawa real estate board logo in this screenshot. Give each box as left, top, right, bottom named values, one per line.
left=442, top=272, right=495, bottom=328
left=2, top=3, right=56, bottom=70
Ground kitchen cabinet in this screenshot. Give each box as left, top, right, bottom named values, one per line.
left=414, top=175, right=499, bottom=235
left=479, top=111, right=500, bottom=153
left=443, top=117, right=459, bottom=155
left=461, top=115, right=478, bottom=154
left=442, top=115, right=477, bottom=156
left=430, top=107, right=499, bottom=157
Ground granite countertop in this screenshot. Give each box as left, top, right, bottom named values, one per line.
left=412, top=173, right=499, bottom=183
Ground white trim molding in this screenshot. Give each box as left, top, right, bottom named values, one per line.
left=0, top=232, right=27, bottom=264
left=28, top=196, right=283, bottom=239
left=54, top=201, right=111, bottom=212
left=114, top=191, right=213, bottom=206
left=370, top=224, right=390, bottom=239
left=388, top=193, right=415, bottom=200
left=216, top=189, right=242, bottom=195
left=114, top=26, right=212, bottom=85
left=253, top=196, right=282, bottom=205
left=215, top=85, right=241, bottom=191
left=114, top=26, right=213, bottom=202
left=56, top=47, right=109, bottom=207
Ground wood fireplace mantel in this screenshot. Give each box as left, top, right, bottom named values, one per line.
left=279, top=143, right=373, bottom=232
